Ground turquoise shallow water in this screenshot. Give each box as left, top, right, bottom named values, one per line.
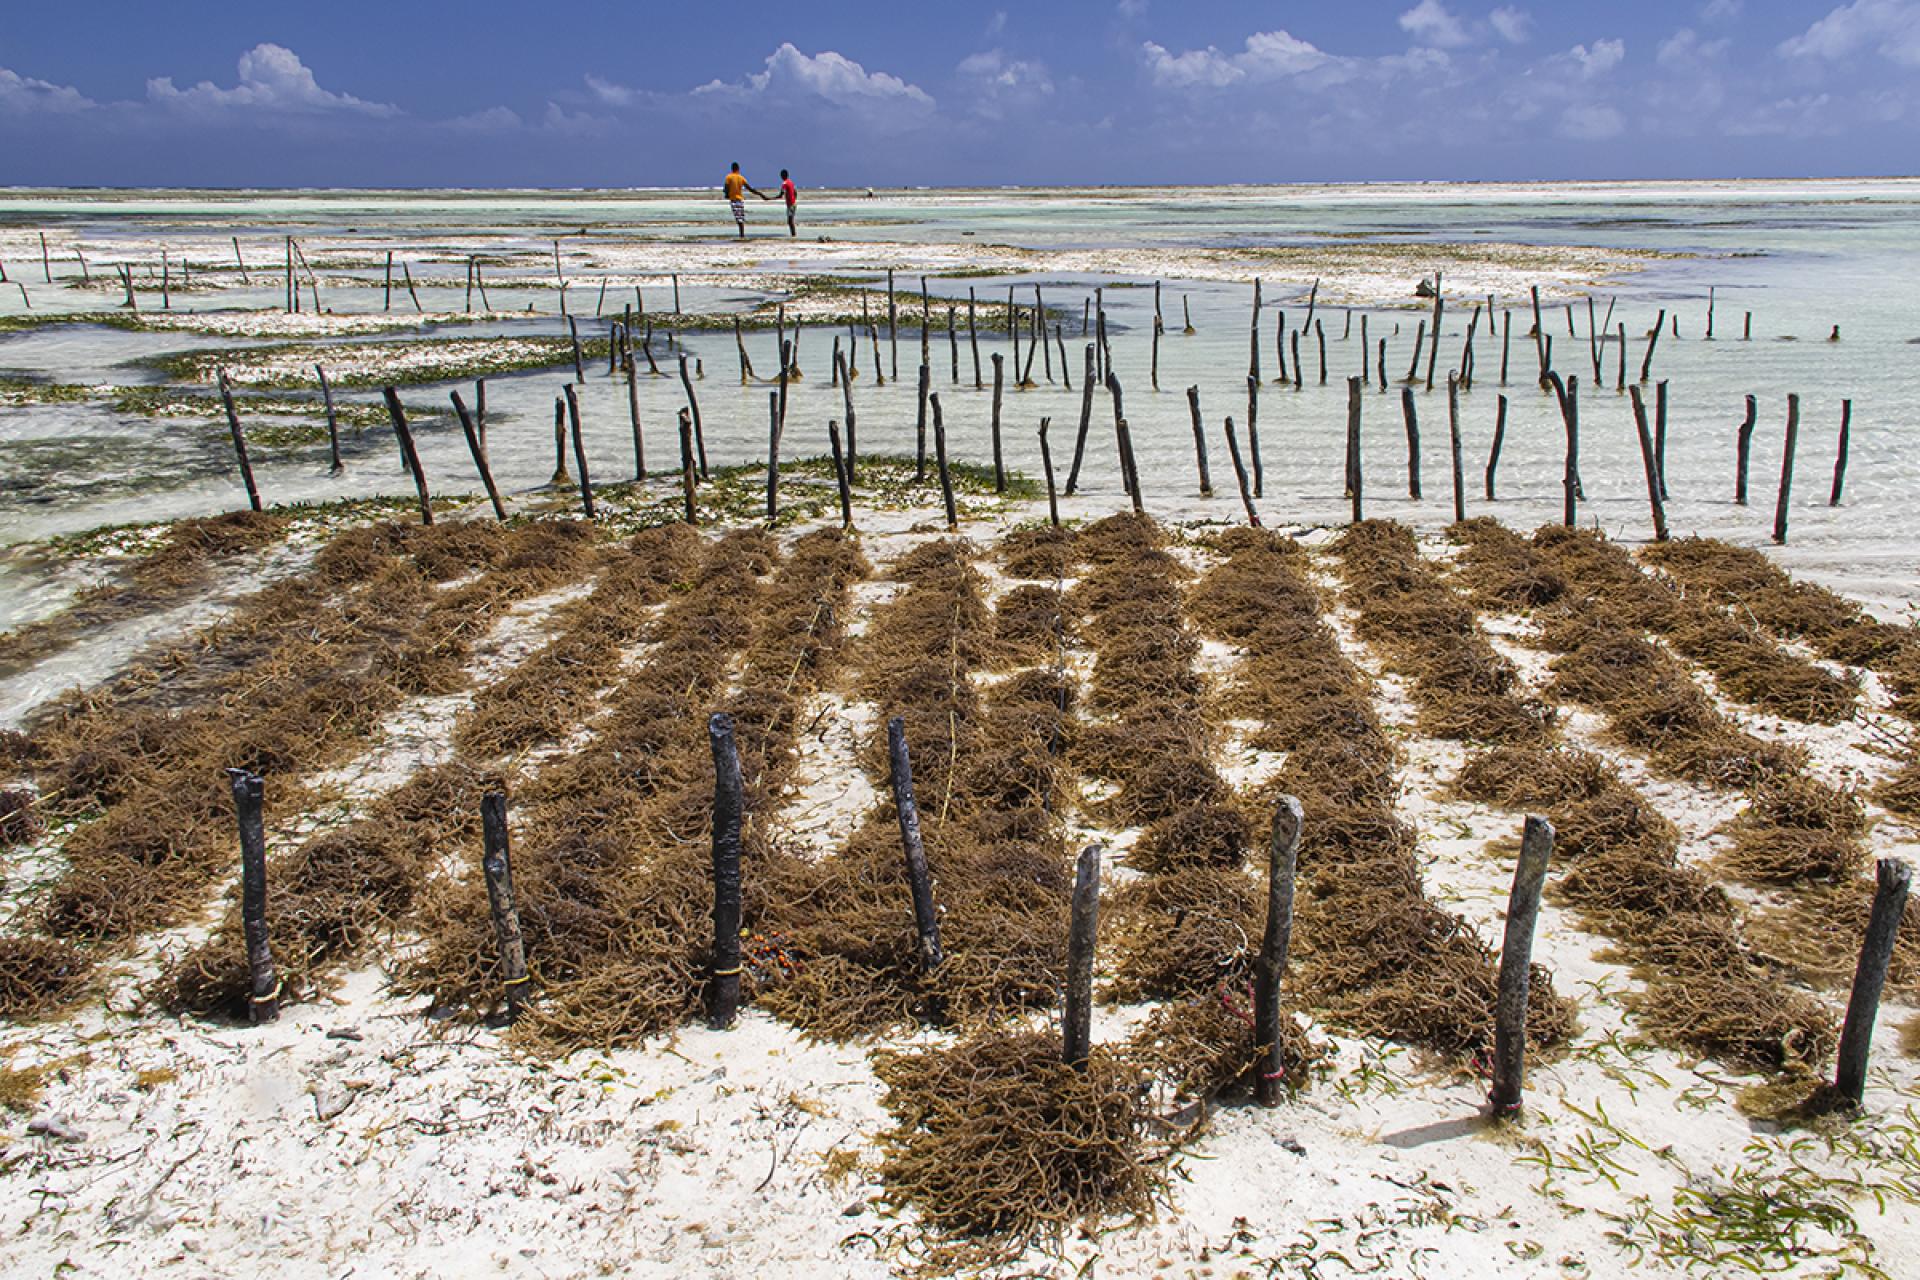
left=1, top=179, right=1916, bottom=623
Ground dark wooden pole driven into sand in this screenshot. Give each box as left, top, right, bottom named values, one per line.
left=1485, top=395, right=1509, bottom=500
left=1488, top=815, right=1554, bottom=1115
left=932, top=394, right=957, bottom=531
left=1830, top=399, right=1852, bottom=506
left=1254, top=795, right=1302, bottom=1107
left=1773, top=393, right=1800, bottom=545
left=1066, top=345, right=1096, bottom=495
left=990, top=356, right=1006, bottom=492
left=1348, top=378, right=1365, bottom=524
left=1735, top=394, right=1758, bottom=504
left=316, top=365, right=343, bottom=475
left=1654, top=379, right=1671, bottom=500
left=480, top=791, right=530, bottom=1022
left=1640, top=311, right=1665, bottom=382
left=677, top=410, right=697, bottom=524
left=1835, top=858, right=1912, bottom=1107
left=887, top=717, right=945, bottom=972
left=450, top=390, right=506, bottom=522
left=1187, top=386, right=1213, bottom=496
left=563, top=385, right=595, bottom=520
left=1246, top=375, right=1263, bottom=498
left=227, top=768, right=279, bottom=1024
left=678, top=354, right=708, bottom=479
left=1401, top=387, right=1421, bottom=500
left=827, top=418, right=853, bottom=529
left=1225, top=417, right=1259, bottom=527
left=1039, top=417, right=1060, bottom=527
left=1547, top=373, right=1579, bottom=527
left=1063, top=845, right=1102, bottom=1070
left=217, top=371, right=263, bottom=513
left=1448, top=373, right=1465, bottom=524
left=1628, top=385, right=1670, bottom=542
left=706, top=713, right=745, bottom=1030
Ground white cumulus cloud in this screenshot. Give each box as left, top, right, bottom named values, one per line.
left=145, top=43, right=396, bottom=115
left=1399, top=0, right=1471, bottom=48
left=1142, top=29, right=1332, bottom=87
left=697, top=43, right=933, bottom=108
left=1780, top=0, right=1920, bottom=67
left=1490, top=7, right=1534, bottom=44
left=0, top=67, right=95, bottom=114
left=1566, top=38, right=1627, bottom=77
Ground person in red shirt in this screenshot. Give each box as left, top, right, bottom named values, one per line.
left=779, top=170, right=798, bottom=238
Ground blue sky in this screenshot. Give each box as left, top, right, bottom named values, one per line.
left=2, top=1, right=1916, bottom=187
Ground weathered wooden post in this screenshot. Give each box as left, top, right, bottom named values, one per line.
left=1039, top=417, right=1060, bottom=527
left=227, top=768, right=279, bottom=1024
left=1378, top=337, right=1388, bottom=393
left=1830, top=399, right=1852, bottom=506
left=1425, top=284, right=1443, bottom=392
left=990, top=354, right=1006, bottom=492
left=626, top=356, right=645, bottom=480
left=1485, top=395, right=1509, bottom=500
left=1773, top=394, right=1800, bottom=545
left=1488, top=815, right=1554, bottom=1116
left=1246, top=374, right=1263, bottom=498
left=1186, top=386, right=1213, bottom=496
left=1348, top=377, right=1365, bottom=524
left=677, top=410, right=697, bottom=523
left=1225, top=417, right=1260, bottom=528
left=834, top=348, right=858, bottom=484
left=1063, top=845, right=1102, bottom=1070
left=932, top=393, right=957, bottom=531
left=313, top=364, right=343, bottom=475
left=1249, top=278, right=1263, bottom=382
left=563, top=385, right=596, bottom=519
left=1361, top=314, right=1371, bottom=384
left=1736, top=394, right=1758, bottom=504
left=916, top=360, right=934, bottom=483
left=1065, top=345, right=1096, bottom=494
left=1183, top=294, right=1195, bottom=335
left=567, top=316, right=586, bottom=384
left=450, top=390, right=506, bottom=522
left=1448, top=373, right=1465, bottom=523
left=1401, top=386, right=1422, bottom=500
left=1547, top=373, right=1579, bottom=527
left=1405, top=321, right=1426, bottom=383
left=1834, top=858, right=1912, bottom=1107
left=1640, top=311, right=1664, bottom=382
left=1501, top=310, right=1511, bottom=386
left=968, top=288, right=982, bottom=388
left=1628, top=385, right=1670, bottom=542
left=1254, top=795, right=1302, bottom=1107
left=480, top=791, right=530, bottom=1022
left=678, top=354, right=708, bottom=479
left=887, top=268, right=899, bottom=382
left=1655, top=379, right=1670, bottom=500
left=217, top=371, right=264, bottom=513
left=1530, top=286, right=1547, bottom=382
left=765, top=391, right=781, bottom=522
left=706, top=713, right=745, bottom=1030
left=1118, top=418, right=1143, bottom=515
left=886, top=717, right=945, bottom=972
left=823, top=419, right=852, bottom=529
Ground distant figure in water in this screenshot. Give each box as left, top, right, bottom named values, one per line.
left=723, top=162, right=769, bottom=239
left=780, top=169, right=798, bottom=238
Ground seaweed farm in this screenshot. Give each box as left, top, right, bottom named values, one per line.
left=3, top=182, right=1920, bottom=1277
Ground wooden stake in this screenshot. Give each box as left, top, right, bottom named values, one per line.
left=1187, top=386, right=1213, bottom=496
left=1547, top=373, right=1579, bottom=527
left=627, top=357, right=645, bottom=480
left=1362, top=315, right=1371, bottom=384
left=1254, top=795, right=1301, bottom=1106
left=383, top=250, right=392, bottom=311
left=678, top=354, right=708, bottom=478
left=1425, top=283, right=1443, bottom=392
left=550, top=398, right=570, bottom=486
left=568, top=316, right=586, bottom=384
left=1378, top=337, right=1387, bottom=393
left=886, top=717, right=945, bottom=972
left=1063, top=845, right=1102, bottom=1070
left=968, top=288, right=982, bottom=388
left=1706, top=286, right=1716, bottom=340
left=383, top=387, right=432, bottom=525
left=678, top=409, right=697, bottom=523
left=1735, top=394, right=1757, bottom=504
left=1317, top=319, right=1328, bottom=386
left=1640, top=311, right=1664, bottom=382
left=1830, top=399, right=1852, bottom=506
left=39, top=232, right=51, bottom=283
left=564, top=385, right=595, bottom=519
left=1655, top=379, right=1670, bottom=499
left=1616, top=322, right=1626, bottom=393
left=1744, top=311, right=1752, bottom=340
left=932, top=393, right=957, bottom=531
left=828, top=418, right=853, bottom=528
left=1225, top=417, right=1259, bottom=527
left=1249, top=278, right=1262, bottom=382
left=217, top=371, right=263, bottom=513
left=1773, top=393, right=1799, bottom=545
left=402, top=262, right=422, bottom=313
left=735, top=317, right=756, bottom=383
left=1833, top=858, right=1913, bottom=1106
left=836, top=348, right=858, bottom=483
left=1183, top=294, right=1194, bottom=335
left=1151, top=315, right=1161, bottom=391
left=226, top=768, right=279, bottom=1024
left=672, top=273, right=681, bottom=314
left=706, top=712, right=745, bottom=1030
left=1628, top=385, right=1670, bottom=542
left=1401, top=387, right=1421, bottom=500
left=1039, top=417, right=1060, bottom=527
left=450, top=390, right=506, bottom=521
left=1118, top=417, right=1143, bottom=515
left=316, top=365, right=342, bottom=475
left=988, top=354, right=1006, bottom=492
left=916, top=360, right=934, bottom=483
left=1486, top=395, right=1508, bottom=500
left=1066, top=345, right=1096, bottom=495
left=1406, top=321, right=1426, bottom=383
left=1500, top=310, right=1510, bottom=386
left=1291, top=329, right=1303, bottom=394
left=886, top=268, right=898, bottom=382
left=1347, top=377, right=1365, bottom=523
left=480, top=791, right=530, bottom=1021
left=1246, top=375, right=1263, bottom=499
left=766, top=390, right=781, bottom=522
left=1057, top=325, right=1072, bottom=392
left=948, top=306, right=958, bottom=383
left=1530, top=286, right=1547, bottom=381
left=1488, top=815, right=1554, bottom=1115
left=1448, top=372, right=1465, bottom=523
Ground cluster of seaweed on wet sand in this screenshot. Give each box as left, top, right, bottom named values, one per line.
left=1186, top=526, right=1572, bottom=1060
left=0, top=509, right=292, bottom=672
left=756, top=534, right=1075, bottom=1038
left=405, top=528, right=869, bottom=1045
left=1448, top=520, right=1842, bottom=1071
left=0, top=519, right=598, bottom=1017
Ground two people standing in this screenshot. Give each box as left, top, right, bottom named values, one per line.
left=722, top=162, right=799, bottom=239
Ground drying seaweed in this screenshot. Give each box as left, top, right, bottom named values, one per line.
left=1722, top=775, right=1869, bottom=886
left=0, top=938, right=91, bottom=1018
left=1124, top=990, right=1323, bottom=1102
left=873, top=1030, right=1163, bottom=1265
